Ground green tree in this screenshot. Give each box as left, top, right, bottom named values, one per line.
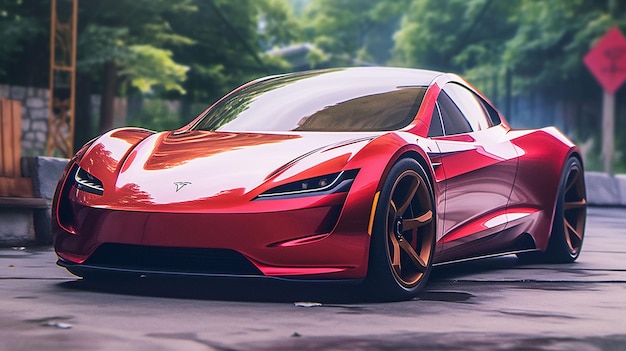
left=0, top=1, right=43, bottom=76
left=393, top=0, right=626, bottom=95
left=259, top=0, right=302, bottom=50
left=392, top=0, right=519, bottom=84
left=76, top=0, right=194, bottom=134
left=169, top=0, right=294, bottom=116
left=502, top=0, right=626, bottom=94
left=0, top=0, right=49, bottom=86
left=304, top=0, right=409, bottom=65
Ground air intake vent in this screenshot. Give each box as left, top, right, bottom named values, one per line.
left=84, top=244, right=262, bottom=275
left=75, top=167, right=104, bottom=195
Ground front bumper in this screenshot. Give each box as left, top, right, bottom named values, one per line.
left=53, top=195, right=371, bottom=280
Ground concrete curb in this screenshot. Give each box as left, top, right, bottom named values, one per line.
left=30, top=156, right=69, bottom=243
left=585, top=172, right=626, bottom=207
left=0, top=156, right=68, bottom=247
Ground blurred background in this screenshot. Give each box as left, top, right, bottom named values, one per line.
left=0, top=0, right=625, bottom=171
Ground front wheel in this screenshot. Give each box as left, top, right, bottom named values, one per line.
left=365, top=158, right=436, bottom=301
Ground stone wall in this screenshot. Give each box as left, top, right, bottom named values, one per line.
left=0, top=84, right=198, bottom=159
left=0, top=84, right=131, bottom=157
left=0, top=84, right=49, bottom=156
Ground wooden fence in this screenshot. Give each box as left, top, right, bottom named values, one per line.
left=0, top=99, right=33, bottom=198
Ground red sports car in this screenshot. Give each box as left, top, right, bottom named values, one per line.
left=53, top=67, right=586, bottom=300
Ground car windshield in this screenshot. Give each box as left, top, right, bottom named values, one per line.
left=191, top=69, right=428, bottom=132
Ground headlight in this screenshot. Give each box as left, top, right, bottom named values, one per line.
left=258, top=169, right=359, bottom=199
left=74, top=167, right=104, bottom=195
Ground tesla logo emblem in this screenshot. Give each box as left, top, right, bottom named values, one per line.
left=174, top=181, right=191, bottom=192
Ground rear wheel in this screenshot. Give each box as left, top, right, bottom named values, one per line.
left=366, top=159, right=436, bottom=301
left=545, top=157, right=586, bottom=262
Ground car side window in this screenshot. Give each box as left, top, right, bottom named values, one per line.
left=428, top=103, right=444, bottom=137
left=436, top=90, right=473, bottom=135
left=481, top=98, right=502, bottom=126
left=442, top=83, right=492, bottom=131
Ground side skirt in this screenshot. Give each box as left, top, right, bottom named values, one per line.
left=433, top=248, right=539, bottom=267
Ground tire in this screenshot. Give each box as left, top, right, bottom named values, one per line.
left=365, top=158, right=436, bottom=301
left=543, top=157, right=586, bottom=263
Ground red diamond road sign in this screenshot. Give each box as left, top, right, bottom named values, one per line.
left=584, top=27, right=626, bottom=94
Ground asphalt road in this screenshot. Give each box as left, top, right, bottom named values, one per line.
left=1, top=207, right=625, bottom=350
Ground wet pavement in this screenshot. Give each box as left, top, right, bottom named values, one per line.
left=0, top=207, right=625, bottom=350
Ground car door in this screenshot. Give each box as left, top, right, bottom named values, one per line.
left=429, top=83, right=519, bottom=262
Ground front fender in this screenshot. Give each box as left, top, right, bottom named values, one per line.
left=330, top=133, right=437, bottom=276
left=76, top=128, right=156, bottom=190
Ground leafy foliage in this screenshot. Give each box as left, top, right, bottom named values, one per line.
left=77, top=25, right=130, bottom=73
left=393, top=0, right=626, bottom=95
left=392, top=0, right=519, bottom=83
left=1, top=0, right=625, bottom=164
left=501, top=0, right=626, bottom=94
left=303, top=0, right=409, bottom=65
left=0, top=1, right=44, bottom=75
left=126, top=99, right=182, bottom=132
left=121, top=45, right=189, bottom=94
left=258, top=0, right=302, bottom=50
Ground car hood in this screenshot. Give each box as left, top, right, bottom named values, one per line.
left=79, top=130, right=378, bottom=210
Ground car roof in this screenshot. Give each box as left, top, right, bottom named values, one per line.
left=263, top=67, right=445, bottom=88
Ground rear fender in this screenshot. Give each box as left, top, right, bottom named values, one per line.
left=508, top=127, right=580, bottom=250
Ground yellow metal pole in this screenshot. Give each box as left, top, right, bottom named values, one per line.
left=69, top=0, right=77, bottom=154
left=46, top=0, right=56, bottom=156
left=46, top=0, right=77, bottom=158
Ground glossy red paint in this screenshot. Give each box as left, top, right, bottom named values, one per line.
left=506, top=128, right=576, bottom=250
left=52, top=67, right=582, bottom=283
left=54, top=130, right=414, bottom=279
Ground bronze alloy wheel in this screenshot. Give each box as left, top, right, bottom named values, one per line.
left=385, top=169, right=435, bottom=288
left=366, top=158, right=436, bottom=300
left=562, top=161, right=586, bottom=256
left=541, top=156, right=587, bottom=263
